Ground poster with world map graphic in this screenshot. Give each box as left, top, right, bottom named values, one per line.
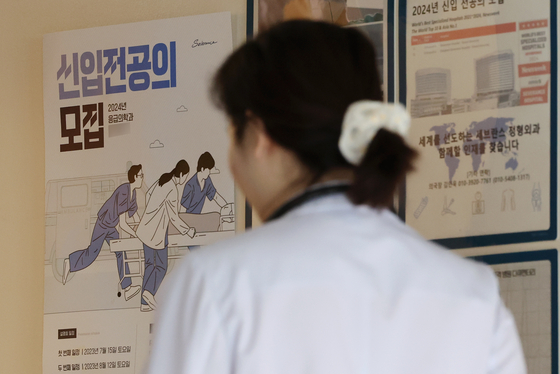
left=401, top=0, right=556, bottom=247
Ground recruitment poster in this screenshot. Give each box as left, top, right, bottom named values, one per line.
left=400, top=0, right=556, bottom=247
left=473, top=250, right=558, bottom=374
left=42, top=13, right=234, bottom=373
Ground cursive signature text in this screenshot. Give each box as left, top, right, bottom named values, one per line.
left=192, top=39, right=218, bottom=48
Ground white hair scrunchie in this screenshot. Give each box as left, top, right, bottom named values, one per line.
left=338, top=101, right=411, bottom=165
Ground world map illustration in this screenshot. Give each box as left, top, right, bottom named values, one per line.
left=430, top=117, right=517, bottom=181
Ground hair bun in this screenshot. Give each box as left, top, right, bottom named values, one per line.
left=338, top=101, right=410, bottom=165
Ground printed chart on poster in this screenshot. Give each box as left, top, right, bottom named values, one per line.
left=248, top=0, right=390, bottom=94
left=399, top=0, right=557, bottom=248
left=473, top=250, right=558, bottom=374
left=42, top=13, right=234, bottom=373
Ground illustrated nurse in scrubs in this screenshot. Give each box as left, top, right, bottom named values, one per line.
left=62, top=165, right=144, bottom=302
left=135, top=160, right=195, bottom=312
left=181, top=151, right=230, bottom=215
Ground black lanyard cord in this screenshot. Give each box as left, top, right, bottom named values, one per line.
left=265, top=182, right=350, bottom=222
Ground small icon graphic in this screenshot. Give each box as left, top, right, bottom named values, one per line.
left=441, top=196, right=456, bottom=215
left=472, top=191, right=485, bottom=215
left=501, top=189, right=516, bottom=211
left=176, top=105, right=188, bottom=112
left=414, top=197, right=428, bottom=219
left=149, top=140, right=165, bottom=149
left=532, top=183, right=542, bottom=212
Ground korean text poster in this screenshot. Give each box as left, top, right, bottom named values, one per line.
left=43, top=13, right=234, bottom=373
left=401, top=0, right=556, bottom=247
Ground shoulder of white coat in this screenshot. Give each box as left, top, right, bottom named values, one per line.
left=352, top=207, right=501, bottom=302
left=157, top=225, right=284, bottom=307
left=186, top=218, right=294, bottom=263
left=180, top=202, right=500, bottom=304
left=394, top=229, right=500, bottom=302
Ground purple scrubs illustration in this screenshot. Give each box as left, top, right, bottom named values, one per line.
left=136, top=160, right=196, bottom=312
left=62, top=165, right=144, bottom=302
left=181, top=152, right=229, bottom=214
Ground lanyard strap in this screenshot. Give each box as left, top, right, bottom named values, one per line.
left=266, top=182, right=350, bottom=222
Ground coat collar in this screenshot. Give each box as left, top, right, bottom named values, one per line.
left=266, top=181, right=351, bottom=222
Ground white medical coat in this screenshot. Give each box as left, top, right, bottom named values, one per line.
left=136, top=180, right=190, bottom=249
left=145, top=194, right=526, bottom=374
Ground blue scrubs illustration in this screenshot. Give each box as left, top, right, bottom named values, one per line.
left=181, top=152, right=228, bottom=214
left=62, top=165, right=144, bottom=302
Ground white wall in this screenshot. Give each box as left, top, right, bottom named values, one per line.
left=0, top=1, right=246, bottom=373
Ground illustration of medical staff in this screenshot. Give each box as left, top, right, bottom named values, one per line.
left=181, top=152, right=229, bottom=214
left=62, top=165, right=144, bottom=302
left=136, top=160, right=196, bottom=312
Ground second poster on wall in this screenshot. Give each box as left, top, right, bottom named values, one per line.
left=400, top=0, right=557, bottom=248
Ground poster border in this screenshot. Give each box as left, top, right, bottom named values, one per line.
left=246, top=0, right=255, bottom=228
left=387, top=0, right=396, bottom=103
left=471, top=249, right=559, bottom=374
left=397, top=0, right=558, bottom=249
left=247, top=0, right=255, bottom=38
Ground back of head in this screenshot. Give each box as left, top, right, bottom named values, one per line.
left=197, top=152, right=215, bottom=172
left=159, top=160, right=190, bottom=187
left=213, top=20, right=416, bottom=208
left=128, top=164, right=142, bottom=183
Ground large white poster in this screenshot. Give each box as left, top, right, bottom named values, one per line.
left=401, top=0, right=555, bottom=246
left=43, top=13, right=234, bottom=373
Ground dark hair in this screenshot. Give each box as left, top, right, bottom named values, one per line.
left=158, top=160, right=190, bottom=187
left=212, top=20, right=417, bottom=208
left=197, top=152, right=215, bottom=172
left=128, top=164, right=142, bottom=183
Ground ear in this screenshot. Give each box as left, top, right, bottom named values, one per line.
left=246, top=115, right=276, bottom=160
